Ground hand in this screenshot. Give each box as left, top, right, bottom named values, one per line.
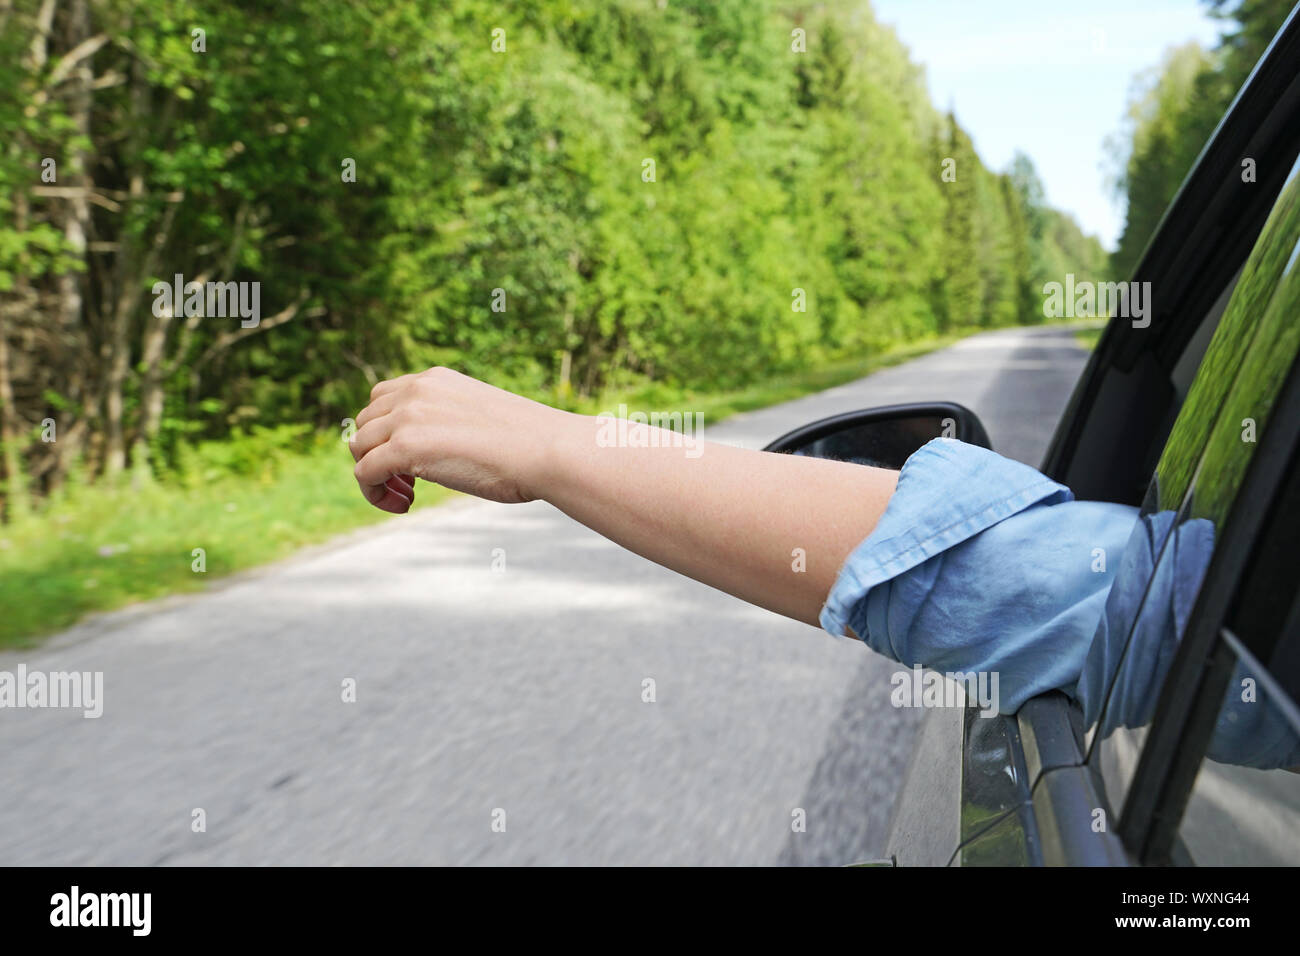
left=350, top=366, right=563, bottom=512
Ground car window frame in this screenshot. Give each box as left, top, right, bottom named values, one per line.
left=1077, top=153, right=1300, bottom=821
left=1116, top=341, right=1300, bottom=863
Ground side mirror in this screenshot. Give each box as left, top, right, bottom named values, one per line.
left=762, top=401, right=992, bottom=470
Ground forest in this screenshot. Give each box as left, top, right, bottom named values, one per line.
left=1, top=0, right=1114, bottom=513
left=1109, top=0, right=1296, bottom=277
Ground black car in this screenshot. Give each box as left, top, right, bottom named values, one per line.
left=765, top=3, right=1300, bottom=866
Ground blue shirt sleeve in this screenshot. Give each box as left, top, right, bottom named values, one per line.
left=819, top=437, right=1139, bottom=715
left=1075, top=511, right=1300, bottom=769
left=819, top=437, right=1300, bottom=769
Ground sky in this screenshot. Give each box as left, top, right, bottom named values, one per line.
left=871, top=0, right=1228, bottom=249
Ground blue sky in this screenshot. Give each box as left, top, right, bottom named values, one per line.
left=871, top=0, right=1228, bottom=249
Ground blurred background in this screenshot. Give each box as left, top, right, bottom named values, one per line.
left=0, top=0, right=1294, bottom=864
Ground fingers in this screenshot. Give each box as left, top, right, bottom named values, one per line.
left=355, top=371, right=434, bottom=512
left=349, top=413, right=395, bottom=463
left=354, top=440, right=408, bottom=496
left=355, top=392, right=395, bottom=431
left=362, top=479, right=412, bottom=515
left=369, top=372, right=421, bottom=403
left=359, top=472, right=414, bottom=514
left=387, top=474, right=414, bottom=499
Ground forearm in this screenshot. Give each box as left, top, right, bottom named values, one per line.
left=352, top=368, right=899, bottom=628
left=537, top=412, right=899, bottom=626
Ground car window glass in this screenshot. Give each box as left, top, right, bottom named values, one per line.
left=1080, top=154, right=1300, bottom=810
left=1175, top=629, right=1300, bottom=865
left=1169, top=268, right=1240, bottom=404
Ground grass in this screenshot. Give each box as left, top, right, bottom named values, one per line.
left=0, top=329, right=971, bottom=649
left=573, top=332, right=969, bottom=423
left=0, top=443, right=458, bottom=649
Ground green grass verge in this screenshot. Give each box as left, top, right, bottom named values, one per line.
left=0, top=329, right=972, bottom=649
left=0, top=444, right=458, bottom=649
left=569, top=332, right=969, bottom=423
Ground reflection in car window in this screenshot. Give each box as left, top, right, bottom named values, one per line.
left=1080, top=154, right=1300, bottom=801
left=1177, top=633, right=1300, bottom=865
left=1154, top=159, right=1300, bottom=512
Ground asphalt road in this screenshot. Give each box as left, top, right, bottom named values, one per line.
left=0, top=325, right=1090, bottom=866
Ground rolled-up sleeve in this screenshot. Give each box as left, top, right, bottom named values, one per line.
left=820, top=438, right=1140, bottom=714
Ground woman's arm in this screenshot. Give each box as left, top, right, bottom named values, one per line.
left=349, top=366, right=898, bottom=627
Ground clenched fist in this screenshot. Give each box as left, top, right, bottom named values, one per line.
left=349, top=366, right=565, bottom=512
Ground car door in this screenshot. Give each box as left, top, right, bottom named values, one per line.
left=948, top=144, right=1300, bottom=869
left=1086, top=152, right=1300, bottom=865
left=926, top=7, right=1300, bottom=867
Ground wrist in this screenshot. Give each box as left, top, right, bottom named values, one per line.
left=523, top=406, right=587, bottom=504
